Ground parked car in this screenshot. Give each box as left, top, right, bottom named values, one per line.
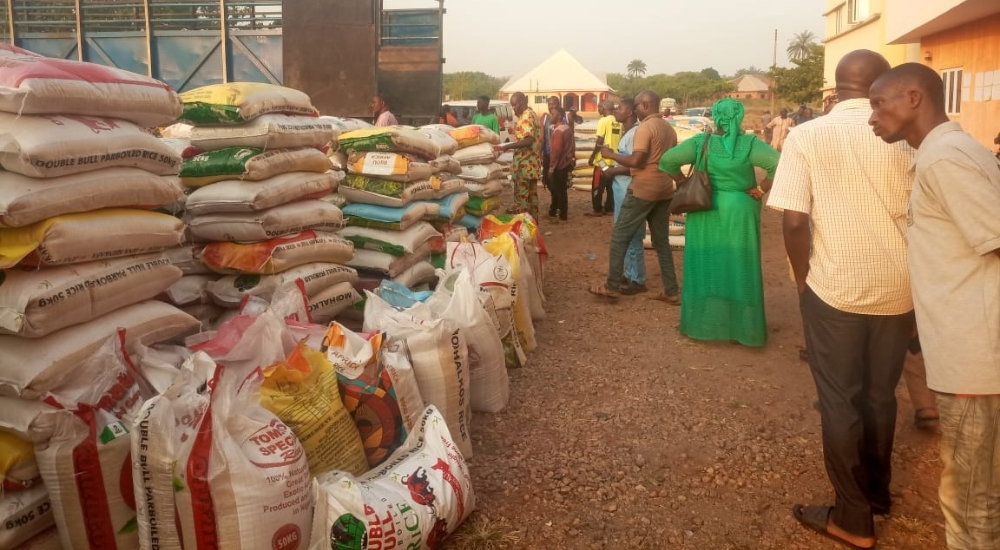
left=684, top=107, right=712, bottom=119
left=670, top=115, right=715, bottom=143
left=442, top=100, right=515, bottom=142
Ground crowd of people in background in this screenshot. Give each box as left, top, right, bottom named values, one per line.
left=473, top=46, right=999, bottom=550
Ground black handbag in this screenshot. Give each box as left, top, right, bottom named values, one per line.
left=669, top=134, right=713, bottom=214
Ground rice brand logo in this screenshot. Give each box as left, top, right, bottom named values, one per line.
left=92, top=369, right=141, bottom=420
left=432, top=457, right=466, bottom=519
left=244, top=418, right=304, bottom=467
left=426, top=519, right=449, bottom=548
left=329, top=514, right=367, bottom=550
left=234, top=148, right=256, bottom=161
left=233, top=274, right=261, bottom=291
left=401, top=467, right=436, bottom=507
left=493, top=264, right=509, bottom=282
left=272, top=523, right=302, bottom=550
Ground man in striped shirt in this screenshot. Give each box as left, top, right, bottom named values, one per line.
left=768, top=50, right=915, bottom=550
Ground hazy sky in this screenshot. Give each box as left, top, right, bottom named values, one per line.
left=385, top=0, right=826, bottom=78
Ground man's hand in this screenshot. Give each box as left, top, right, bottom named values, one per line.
left=493, top=144, right=505, bottom=155
left=600, top=146, right=615, bottom=159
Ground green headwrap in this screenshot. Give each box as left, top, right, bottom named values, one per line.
left=710, top=97, right=745, bottom=158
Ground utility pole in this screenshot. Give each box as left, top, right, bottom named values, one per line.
left=770, top=29, right=777, bottom=115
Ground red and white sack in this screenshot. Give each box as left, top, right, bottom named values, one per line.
left=0, top=168, right=184, bottom=228
left=459, top=162, right=503, bottom=183
left=0, top=300, right=198, bottom=398
left=0, top=253, right=182, bottom=338
left=207, top=262, right=358, bottom=308
left=188, top=114, right=333, bottom=151
left=0, top=209, right=185, bottom=269
left=172, top=356, right=313, bottom=550
left=0, top=113, right=181, bottom=178
left=453, top=143, right=498, bottom=166
left=198, top=231, right=355, bottom=275
left=310, top=405, right=474, bottom=550
left=0, top=485, right=55, bottom=549
left=186, top=199, right=344, bottom=243
left=183, top=171, right=341, bottom=216
left=0, top=43, right=183, bottom=127
left=363, top=294, right=473, bottom=458
left=162, top=274, right=216, bottom=307
left=131, top=352, right=214, bottom=550
left=35, top=332, right=151, bottom=550
left=130, top=342, right=191, bottom=395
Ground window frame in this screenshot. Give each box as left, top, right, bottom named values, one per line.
left=847, top=0, right=869, bottom=24
left=942, top=67, right=963, bottom=115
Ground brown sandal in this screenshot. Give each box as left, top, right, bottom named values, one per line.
left=649, top=293, right=680, bottom=306
left=588, top=284, right=620, bottom=299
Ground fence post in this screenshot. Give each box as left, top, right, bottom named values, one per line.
left=219, top=0, right=231, bottom=83
left=75, top=0, right=84, bottom=61
left=5, top=0, right=14, bottom=45
left=142, top=0, right=154, bottom=77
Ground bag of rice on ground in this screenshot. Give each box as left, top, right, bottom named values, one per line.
left=347, top=152, right=434, bottom=183
left=343, top=202, right=438, bottom=232
left=338, top=127, right=445, bottom=160
left=453, top=142, right=498, bottom=166
left=465, top=195, right=501, bottom=217
left=340, top=222, right=439, bottom=257
left=189, top=114, right=332, bottom=151
left=183, top=171, right=341, bottom=215
left=179, top=82, right=318, bottom=125
left=206, top=263, right=358, bottom=308
left=448, top=124, right=500, bottom=148
left=310, top=406, right=474, bottom=550
left=199, top=231, right=354, bottom=275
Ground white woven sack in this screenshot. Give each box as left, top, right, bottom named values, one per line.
left=188, top=114, right=333, bottom=151
left=0, top=210, right=185, bottom=269
left=0, top=485, right=55, bottom=549
left=459, top=162, right=503, bottom=183
left=184, top=171, right=340, bottom=215
left=0, top=113, right=181, bottom=178
left=0, top=44, right=183, bottom=127
left=0, top=168, right=183, bottom=228
left=186, top=200, right=344, bottom=242
left=310, top=406, right=475, bottom=550
left=0, top=301, right=198, bottom=398
left=308, top=281, right=359, bottom=324
left=163, top=274, right=215, bottom=306
left=206, top=262, right=358, bottom=308
left=340, top=222, right=440, bottom=256
left=430, top=154, right=462, bottom=175
left=463, top=179, right=504, bottom=198
left=363, top=294, right=473, bottom=458
left=0, top=253, right=182, bottom=338
left=393, top=261, right=437, bottom=289
left=453, top=143, right=498, bottom=166
left=164, top=245, right=211, bottom=275
left=348, top=241, right=433, bottom=278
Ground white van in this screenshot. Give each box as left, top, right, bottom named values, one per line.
left=442, top=100, right=514, bottom=143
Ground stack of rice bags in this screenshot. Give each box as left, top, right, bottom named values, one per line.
left=169, top=83, right=359, bottom=326
left=0, top=43, right=201, bottom=549
left=572, top=124, right=598, bottom=191
left=443, top=124, right=504, bottom=235
left=336, top=125, right=468, bottom=305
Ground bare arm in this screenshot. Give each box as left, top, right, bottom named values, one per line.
left=783, top=210, right=811, bottom=294
left=502, top=135, right=535, bottom=151
left=589, top=135, right=606, bottom=166
left=601, top=148, right=648, bottom=169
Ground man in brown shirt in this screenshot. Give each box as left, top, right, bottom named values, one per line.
left=590, top=90, right=680, bottom=303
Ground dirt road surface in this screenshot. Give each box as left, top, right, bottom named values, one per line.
left=445, top=188, right=946, bottom=550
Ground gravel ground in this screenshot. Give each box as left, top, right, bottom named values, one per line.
left=443, top=186, right=947, bottom=550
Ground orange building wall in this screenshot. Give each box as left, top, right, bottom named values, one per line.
left=922, top=13, right=1000, bottom=149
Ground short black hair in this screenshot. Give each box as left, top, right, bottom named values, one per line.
left=620, top=98, right=635, bottom=109
left=875, top=62, right=946, bottom=111
left=477, top=95, right=490, bottom=102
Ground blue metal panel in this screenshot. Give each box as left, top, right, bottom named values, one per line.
left=231, top=31, right=281, bottom=83
left=381, top=9, right=440, bottom=46
left=154, top=33, right=224, bottom=91
left=85, top=34, right=149, bottom=75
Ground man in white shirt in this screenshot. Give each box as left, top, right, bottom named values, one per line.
left=870, top=62, right=1000, bottom=550
left=371, top=93, right=398, bottom=127
left=768, top=50, right=915, bottom=550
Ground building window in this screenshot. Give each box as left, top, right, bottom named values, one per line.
left=942, top=68, right=963, bottom=115
left=534, top=95, right=548, bottom=104
left=848, top=0, right=869, bottom=24
left=834, top=7, right=843, bottom=34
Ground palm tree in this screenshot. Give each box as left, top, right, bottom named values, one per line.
left=787, top=30, right=817, bottom=61
left=627, top=59, right=647, bottom=80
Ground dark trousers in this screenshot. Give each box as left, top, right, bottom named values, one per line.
left=542, top=155, right=551, bottom=189
left=591, top=168, right=614, bottom=213
left=800, top=286, right=914, bottom=538
left=548, top=166, right=570, bottom=220
left=605, top=190, right=677, bottom=294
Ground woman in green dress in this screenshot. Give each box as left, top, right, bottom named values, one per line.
left=658, top=98, right=780, bottom=346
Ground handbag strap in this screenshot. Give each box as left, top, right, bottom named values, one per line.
left=685, top=133, right=712, bottom=176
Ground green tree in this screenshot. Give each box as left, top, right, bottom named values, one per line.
left=786, top=30, right=817, bottom=62
left=734, top=65, right=766, bottom=77
left=700, top=67, right=722, bottom=80
left=443, top=72, right=507, bottom=101
left=626, top=59, right=647, bottom=80
left=771, top=44, right=825, bottom=105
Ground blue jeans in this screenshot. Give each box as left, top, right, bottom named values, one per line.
left=605, top=190, right=677, bottom=294
left=612, top=178, right=647, bottom=285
